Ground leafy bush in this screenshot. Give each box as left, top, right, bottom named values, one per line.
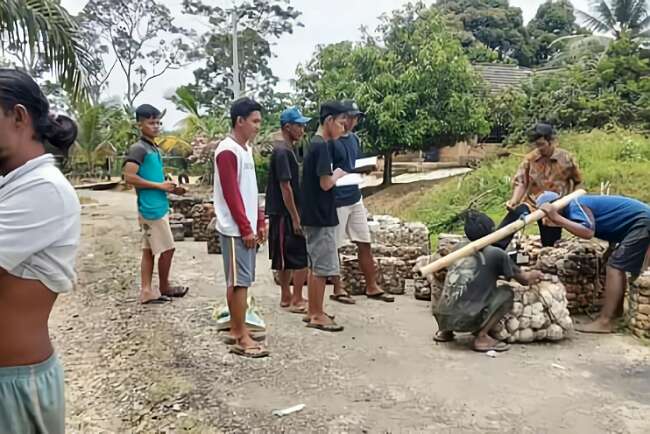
left=500, top=37, right=650, bottom=142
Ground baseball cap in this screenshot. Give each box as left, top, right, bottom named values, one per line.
left=342, top=99, right=365, bottom=117
left=319, top=100, right=348, bottom=124
left=280, top=107, right=311, bottom=126
left=528, top=123, right=556, bottom=142
left=536, top=191, right=560, bottom=207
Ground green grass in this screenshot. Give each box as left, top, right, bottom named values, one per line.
left=399, top=129, right=650, bottom=242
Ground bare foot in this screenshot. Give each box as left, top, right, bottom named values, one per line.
left=280, top=293, right=292, bottom=308
left=309, top=313, right=337, bottom=326
left=139, top=288, right=162, bottom=304
left=575, top=319, right=614, bottom=334
left=287, top=304, right=307, bottom=314
left=473, top=335, right=510, bottom=352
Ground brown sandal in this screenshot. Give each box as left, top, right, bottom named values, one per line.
left=330, top=293, right=356, bottom=304
left=229, top=344, right=270, bottom=358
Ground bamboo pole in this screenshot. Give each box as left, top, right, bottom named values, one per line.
left=418, top=189, right=587, bottom=276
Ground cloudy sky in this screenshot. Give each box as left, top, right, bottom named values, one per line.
left=62, top=0, right=591, bottom=126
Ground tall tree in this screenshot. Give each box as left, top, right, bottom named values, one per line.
left=80, top=0, right=196, bottom=108
left=0, top=0, right=90, bottom=99
left=296, top=4, right=490, bottom=185
left=436, top=0, right=535, bottom=66
left=181, top=0, right=302, bottom=112
left=527, top=0, right=587, bottom=65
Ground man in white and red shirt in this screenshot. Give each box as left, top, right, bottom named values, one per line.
left=214, top=97, right=267, bottom=358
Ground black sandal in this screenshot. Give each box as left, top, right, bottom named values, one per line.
left=366, top=292, right=395, bottom=303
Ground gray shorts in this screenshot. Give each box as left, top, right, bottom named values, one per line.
left=304, top=226, right=340, bottom=277
left=0, top=353, right=65, bottom=434
left=220, top=233, right=257, bottom=288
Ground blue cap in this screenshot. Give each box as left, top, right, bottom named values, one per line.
left=280, top=107, right=311, bottom=126
left=536, top=191, right=560, bottom=207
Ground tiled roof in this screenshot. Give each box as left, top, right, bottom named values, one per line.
left=473, top=63, right=534, bottom=93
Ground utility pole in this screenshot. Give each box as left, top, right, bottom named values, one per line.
left=231, top=8, right=241, bottom=100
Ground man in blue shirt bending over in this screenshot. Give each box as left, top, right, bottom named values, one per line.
left=537, top=192, right=650, bottom=333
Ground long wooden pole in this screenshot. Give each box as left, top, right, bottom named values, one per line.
left=418, top=189, right=587, bottom=276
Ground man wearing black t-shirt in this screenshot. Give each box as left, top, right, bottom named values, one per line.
left=301, top=101, right=348, bottom=332
left=331, top=100, right=394, bottom=304
left=265, top=107, right=311, bottom=314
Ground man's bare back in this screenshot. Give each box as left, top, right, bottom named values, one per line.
left=0, top=273, right=57, bottom=366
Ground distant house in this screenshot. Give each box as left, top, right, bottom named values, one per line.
left=474, top=63, right=534, bottom=144
left=473, top=63, right=534, bottom=95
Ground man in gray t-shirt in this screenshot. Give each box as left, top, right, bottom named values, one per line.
left=433, top=212, right=543, bottom=352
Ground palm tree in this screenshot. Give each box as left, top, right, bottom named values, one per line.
left=169, top=87, right=229, bottom=140
left=577, top=0, right=650, bottom=40
left=550, top=1, right=650, bottom=64
left=0, top=0, right=90, bottom=99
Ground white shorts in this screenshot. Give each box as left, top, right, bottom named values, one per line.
left=139, top=214, right=175, bottom=256
left=335, top=199, right=372, bottom=248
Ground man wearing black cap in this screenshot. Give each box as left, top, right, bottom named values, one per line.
left=434, top=211, right=543, bottom=352
left=301, top=101, right=348, bottom=332
left=495, top=123, right=582, bottom=250
left=330, top=100, right=394, bottom=304
left=266, top=107, right=311, bottom=314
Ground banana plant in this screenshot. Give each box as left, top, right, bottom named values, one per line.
left=0, top=0, right=91, bottom=100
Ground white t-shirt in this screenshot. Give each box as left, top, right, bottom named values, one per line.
left=213, top=137, right=259, bottom=237
left=0, top=154, right=81, bottom=293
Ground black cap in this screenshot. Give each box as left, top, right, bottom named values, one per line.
left=528, top=123, right=556, bottom=142
left=342, top=99, right=365, bottom=117
left=319, top=100, right=348, bottom=124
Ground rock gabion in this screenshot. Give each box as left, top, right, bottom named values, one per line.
left=367, top=215, right=430, bottom=248
left=169, top=195, right=203, bottom=218
left=206, top=217, right=221, bottom=254
left=169, top=213, right=193, bottom=240
left=190, top=203, right=215, bottom=241
left=490, top=279, right=573, bottom=343
left=170, top=223, right=185, bottom=242
left=628, top=273, right=650, bottom=339
left=339, top=214, right=430, bottom=296
left=532, top=237, right=607, bottom=314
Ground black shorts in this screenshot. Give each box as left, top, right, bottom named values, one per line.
left=608, top=218, right=650, bottom=278
left=268, top=215, right=308, bottom=271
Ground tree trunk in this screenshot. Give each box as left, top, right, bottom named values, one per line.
left=382, top=150, right=393, bottom=186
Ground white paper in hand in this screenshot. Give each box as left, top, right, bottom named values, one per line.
left=336, top=173, right=363, bottom=187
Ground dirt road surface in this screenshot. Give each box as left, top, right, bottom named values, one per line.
left=52, top=190, right=650, bottom=433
